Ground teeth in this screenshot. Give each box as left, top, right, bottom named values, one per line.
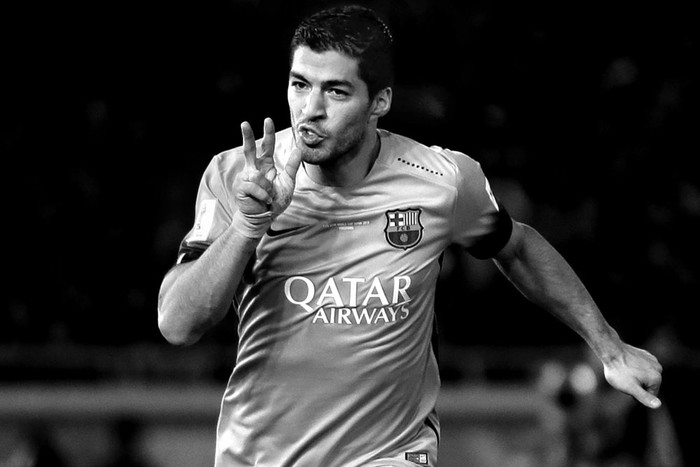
left=299, top=128, right=323, bottom=145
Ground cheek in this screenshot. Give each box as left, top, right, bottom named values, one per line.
left=336, top=108, right=370, bottom=134
left=287, top=93, right=300, bottom=119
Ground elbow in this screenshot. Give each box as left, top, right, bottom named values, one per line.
left=157, top=304, right=203, bottom=346
left=157, top=274, right=204, bottom=346
left=158, top=317, right=202, bottom=346
left=157, top=268, right=224, bottom=346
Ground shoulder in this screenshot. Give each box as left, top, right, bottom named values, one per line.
left=377, top=129, right=484, bottom=186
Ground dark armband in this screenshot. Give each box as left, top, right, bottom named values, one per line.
left=465, top=201, right=513, bottom=260
left=176, top=242, right=208, bottom=265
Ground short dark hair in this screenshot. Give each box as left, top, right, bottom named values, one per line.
left=290, top=4, right=394, bottom=98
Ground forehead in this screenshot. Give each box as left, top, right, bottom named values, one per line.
left=290, top=46, right=363, bottom=84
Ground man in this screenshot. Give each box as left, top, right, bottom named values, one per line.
left=158, top=5, right=662, bottom=466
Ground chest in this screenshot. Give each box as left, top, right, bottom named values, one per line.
left=257, top=180, right=454, bottom=278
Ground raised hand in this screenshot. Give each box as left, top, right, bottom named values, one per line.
left=233, top=118, right=302, bottom=238
left=603, top=343, right=663, bottom=409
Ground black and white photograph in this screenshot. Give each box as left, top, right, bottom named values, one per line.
left=1, top=1, right=695, bottom=466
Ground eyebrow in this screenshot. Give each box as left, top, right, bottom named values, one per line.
left=289, top=71, right=354, bottom=90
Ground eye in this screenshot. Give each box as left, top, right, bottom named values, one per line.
left=290, top=80, right=309, bottom=91
left=328, top=88, right=349, bottom=98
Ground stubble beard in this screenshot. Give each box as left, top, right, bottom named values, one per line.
left=293, top=122, right=368, bottom=169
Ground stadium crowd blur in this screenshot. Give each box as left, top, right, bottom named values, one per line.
left=2, top=1, right=696, bottom=466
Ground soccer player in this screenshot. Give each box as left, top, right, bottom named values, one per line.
left=157, top=5, right=662, bottom=466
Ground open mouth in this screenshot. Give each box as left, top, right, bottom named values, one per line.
left=298, top=125, right=326, bottom=147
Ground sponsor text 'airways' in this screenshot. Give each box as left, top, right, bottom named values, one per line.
left=284, top=276, right=413, bottom=325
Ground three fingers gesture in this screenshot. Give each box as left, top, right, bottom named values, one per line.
left=233, top=118, right=302, bottom=238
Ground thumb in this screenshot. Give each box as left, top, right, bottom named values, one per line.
left=284, top=148, right=302, bottom=180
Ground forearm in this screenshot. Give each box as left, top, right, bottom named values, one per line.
left=157, top=225, right=259, bottom=345
left=494, top=222, right=623, bottom=361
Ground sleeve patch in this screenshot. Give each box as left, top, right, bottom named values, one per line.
left=189, top=199, right=217, bottom=242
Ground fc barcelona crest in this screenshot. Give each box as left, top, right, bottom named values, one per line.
left=385, top=208, right=423, bottom=250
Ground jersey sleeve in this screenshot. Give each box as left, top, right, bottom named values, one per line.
left=449, top=151, right=513, bottom=259
left=176, top=152, right=238, bottom=264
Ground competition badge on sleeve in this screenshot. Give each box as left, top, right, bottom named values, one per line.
left=190, top=199, right=217, bottom=242
left=385, top=208, right=423, bottom=250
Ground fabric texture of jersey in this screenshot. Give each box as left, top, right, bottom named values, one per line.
left=178, top=128, right=508, bottom=467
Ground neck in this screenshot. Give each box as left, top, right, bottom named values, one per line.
left=304, top=130, right=381, bottom=187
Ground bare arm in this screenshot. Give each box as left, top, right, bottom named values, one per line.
left=493, top=220, right=663, bottom=408
left=157, top=226, right=259, bottom=345
left=157, top=118, right=301, bottom=345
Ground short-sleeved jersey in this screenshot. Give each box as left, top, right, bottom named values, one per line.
left=178, top=128, right=511, bottom=467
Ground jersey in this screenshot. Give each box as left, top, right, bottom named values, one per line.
left=177, top=128, right=512, bottom=467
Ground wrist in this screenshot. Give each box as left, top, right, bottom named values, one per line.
left=590, top=329, right=625, bottom=365
left=232, top=210, right=272, bottom=239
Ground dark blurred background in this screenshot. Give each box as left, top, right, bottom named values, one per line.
left=1, top=1, right=697, bottom=466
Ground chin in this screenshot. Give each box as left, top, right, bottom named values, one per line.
left=299, top=144, right=334, bottom=165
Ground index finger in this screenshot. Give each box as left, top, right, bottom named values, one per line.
left=241, top=121, right=258, bottom=169
left=628, top=379, right=662, bottom=409
left=637, top=389, right=662, bottom=409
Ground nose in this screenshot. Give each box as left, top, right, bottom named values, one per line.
left=302, top=89, right=326, bottom=120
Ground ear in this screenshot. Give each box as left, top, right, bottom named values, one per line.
left=370, top=87, right=392, bottom=119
